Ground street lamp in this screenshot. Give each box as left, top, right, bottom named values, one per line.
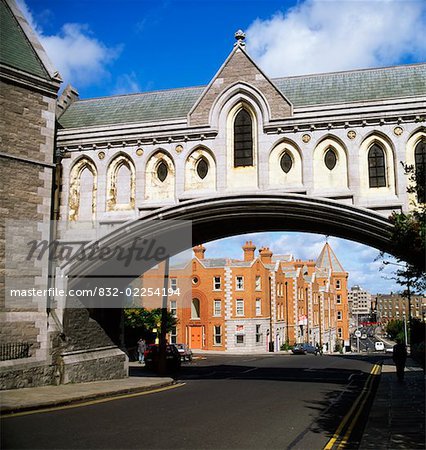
left=383, top=260, right=412, bottom=349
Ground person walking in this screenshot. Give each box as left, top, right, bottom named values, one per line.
left=137, top=338, right=147, bottom=364
left=392, top=339, right=407, bottom=382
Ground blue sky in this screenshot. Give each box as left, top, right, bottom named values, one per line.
left=20, top=0, right=426, bottom=294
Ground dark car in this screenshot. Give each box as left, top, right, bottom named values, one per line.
left=292, top=343, right=318, bottom=355
left=175, top=343, right=193, bottom=361
left=144, top=344, right=181, bottom=372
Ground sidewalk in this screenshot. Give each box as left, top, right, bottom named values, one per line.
left=360, top=357, right=425, bottom=449
left=0, top=373, right=175, bottom=414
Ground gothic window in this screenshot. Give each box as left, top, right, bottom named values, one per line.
left=368, top=144, right=386, bottom=188
left=280, top=152, right=293, bottom=173
left=414, top=138, right=425, bottom=203
left=191, top=298, right=200, bottom=319
left=157, top=160, right=168, bottom=182
left=234, top=109, right=253, bottom=167
left=196, top=157, right=209, bottom=179
left=324, top=148, right=337, bottom=170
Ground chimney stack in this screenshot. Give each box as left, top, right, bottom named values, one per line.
left=259, top=247, right=273, bottom=264
left=193, top=244, right=206, bottom=260
left=242, top=240, right=256, bottom=261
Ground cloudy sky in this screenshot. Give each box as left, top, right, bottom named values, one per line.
left=20, top=0, right=426, bottom=293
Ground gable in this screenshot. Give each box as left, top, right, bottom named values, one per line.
left=189, top=46, right=292, bottom=127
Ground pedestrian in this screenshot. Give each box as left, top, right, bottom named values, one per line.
left=316, top=343, right=323, bottom=356
left=392, top=339, right=407, bottom=382
left=137, top=338, right=147, bottom=364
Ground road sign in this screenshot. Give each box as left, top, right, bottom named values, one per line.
left=355, top=330, right=361, bottom=338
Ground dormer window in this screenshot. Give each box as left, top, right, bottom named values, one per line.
left=234, top=109, right=253, bottom=167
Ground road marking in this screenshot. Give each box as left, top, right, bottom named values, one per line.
left=323, top=364, right=380, bottom=450
left=0, top=383, right=185, bottom=419
left=240, top=367, right=258, bottom=374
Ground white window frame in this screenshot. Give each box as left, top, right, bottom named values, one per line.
left=236, top=276, right=244, bottom=291
left=213, top=276, right=221, bottom=291
left=255, top=324, right=262, bottom=344
left=170, top=300, right=177, bottom=317
left=170, top=326, right=177, bottom=344
left=255, top=298, right=261, bottom=316
left=337, top=311, right=342, bottom=320
left=213, top=299, right=221, bottom=317
left=336, top=294, right=341, bottom=304
left=214, top=325, right=222, bottom=345
left=170, top=278, right=178, bottom=291
left=336, top=280, right=341, bottom=289
left=236, top=299, right=244, bottom=316
left=255, top=276, right=261, bottom=291
left=235, top=334, right=245, bottom=345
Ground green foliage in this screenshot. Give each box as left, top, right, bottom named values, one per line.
left=410, top=317, right=425, bottom=346
left=334, top=340, right=343, bottom=353
left=385, top=319, right=404, bottom=340
left=280, top=342, right=293, bottom=351
left=124, top=308, right=178, bottom=333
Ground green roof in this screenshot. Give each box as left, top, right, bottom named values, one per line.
left=0, top=0, right=49, bottom=79
left=59, top=63, right=426, bottom=130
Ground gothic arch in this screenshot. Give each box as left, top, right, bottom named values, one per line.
left=405, top=128, right=426, bottom=205
left=106, top=153, right=135, bottom=211
left=184, top=146, right=216, bottom=192
left=68, top=157, right=97, bottom=221
left=268, top=138, right=303, bottom=189
left=145, top=149, right=176, bottom=202
left=313, top=136, right=349, bottom=192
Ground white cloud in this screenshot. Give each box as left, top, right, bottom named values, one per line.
left=246, top=0, right=426, bottom=77
left=113, top=72, right=141, bottom=95
left=16, top=0, right=120, bottom=88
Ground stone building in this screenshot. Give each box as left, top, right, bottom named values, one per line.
left=1, top=0, right=425, bottom=387
left=348, top=285, right=373, bottom=325
left=139, top=241, right=349, bottom=353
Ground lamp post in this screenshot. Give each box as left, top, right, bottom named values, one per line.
left=383, top=260, right=412, bottom=349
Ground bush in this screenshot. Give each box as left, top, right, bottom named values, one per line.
left=280, top=342, right=293, bottom=351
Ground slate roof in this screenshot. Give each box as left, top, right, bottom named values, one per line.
left=58, top=63, right=426, bottom=130
left=316, top=243, right=345, bottom=273
left=0, top=0, right=49, bottom=79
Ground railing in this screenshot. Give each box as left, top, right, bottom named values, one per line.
left=0, top=343, right=30, bottom=361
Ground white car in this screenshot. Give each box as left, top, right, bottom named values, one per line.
left=374, top=341, right=385, bottom=351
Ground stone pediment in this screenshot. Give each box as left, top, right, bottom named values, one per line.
left=188, top=45, right=292, bottom=127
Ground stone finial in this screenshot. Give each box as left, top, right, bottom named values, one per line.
left=234, top=29, right=246, bottom=47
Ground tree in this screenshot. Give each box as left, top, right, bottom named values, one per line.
left=124, top=307, right=177, bottom=335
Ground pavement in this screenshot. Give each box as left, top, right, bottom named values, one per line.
left=1, top=355, right=425, bottom=450
left=360, top=357, right=425, bottom=449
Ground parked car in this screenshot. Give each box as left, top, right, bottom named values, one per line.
left=292, top=343, right=318, bottom=355
left=144, top=344, right=181, bottom=372
left=175, top=343, right=193, bottom=361
left=374, top=341, right=385, bottom=351
left=360, top=333, right=367, bottom=339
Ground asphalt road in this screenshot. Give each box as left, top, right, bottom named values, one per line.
left=2, top=353, right=382, bottom=450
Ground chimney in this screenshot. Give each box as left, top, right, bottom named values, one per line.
left=242, top=240, right=256, bottom=261
left=259, top=247, right=273, bottom=264
left=193, top=244, right=206, bottom=260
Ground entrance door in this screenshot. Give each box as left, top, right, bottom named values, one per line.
left=190, top=327, right=202, bottom=349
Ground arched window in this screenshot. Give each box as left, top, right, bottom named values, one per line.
left=368, top=144, right=386, bottom=188
left=234, top=109, right=253, bottom=167
left=191, top=298, right=200, bottom=319
left=414, top=138, right=426, bottom=203
left=324, top=148, right=337, bottom=170
left=157, top=160, right=168, bottom=182
left=196, top=157, right=209, bottom=179
left=280, top=152, right=293, bottom=173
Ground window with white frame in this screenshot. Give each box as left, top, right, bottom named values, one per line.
left=235, top=324, right=245, bottom=345
left=170, top=278, right=177, bottom=291
left=170, top=326, right=177, bottom=344
left=336, top=280, right=341, bottom=289
left=337, top=327, right=342, bottom=338
left=213, top=276, right=221, bottom=290
left=213, top=299, right=221, bottom=316
left=336, top=294, right=341, bottom=304
left=236, top=299, right=244, bottom=316
left=255, top=298, right=261, bottom=316
left=236, top=276, right=244, bottom=290
left=337, top=311, right=342, bottom=320
left=255, top=276, right=261, bottom=291
left=256, top=324, right=262, bottom=344
left=214, top=325, right=222, bottom=345
left=170, top=300, right=177, bottom=317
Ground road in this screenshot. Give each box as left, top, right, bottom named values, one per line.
left=2, top=353, right=382, bottom=450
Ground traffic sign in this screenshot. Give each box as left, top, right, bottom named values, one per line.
left=355, top=330, right=361, bottom=338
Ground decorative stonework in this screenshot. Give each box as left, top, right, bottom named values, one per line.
left=68, top=158, right=97, bottom=221
left=106, top=154, right=136, bottom=211
left=136, top=148, right=144, bottom=157
left=302, top=134, right=311, bottom=143
left=175, top=145, right=183, bottom=154
left=347, top=130, right=356, bottom=140
left=97, top=151, right=105, bottom=160
left=393, top=126, right=403, bottom=136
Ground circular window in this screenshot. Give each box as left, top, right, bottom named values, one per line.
left=192, top=276, right=199, bottom=285
left=324, top=148, right=337, bottom=170
left=157, top=161, right=168, bottom=182
left=280, top=152, right=293, bottom=173
left=196, top=157, right=209, bottom=179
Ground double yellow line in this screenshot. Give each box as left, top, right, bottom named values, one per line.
left=324, top=364, right=381, bottom=450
